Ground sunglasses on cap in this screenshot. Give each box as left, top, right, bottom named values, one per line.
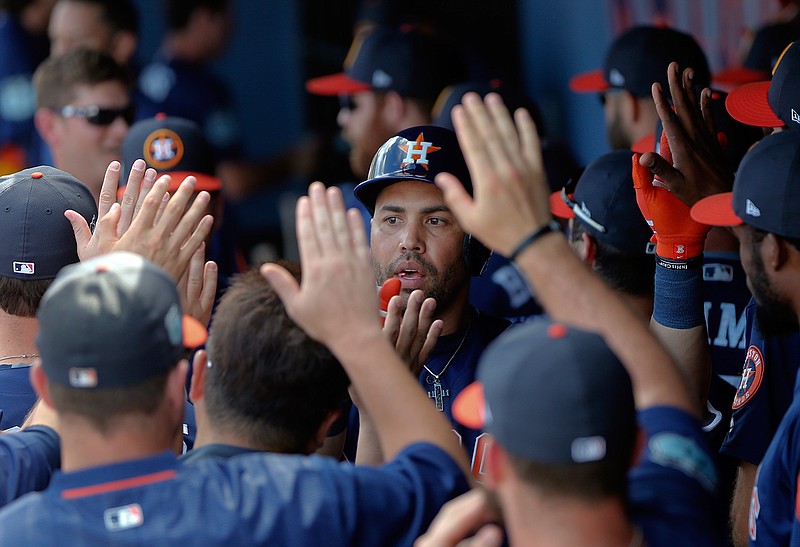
left=58, top=104, right=136, bottom=126
left=560, top=172, right=608, bottom=234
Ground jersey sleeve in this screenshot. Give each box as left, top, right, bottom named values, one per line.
left=0, top=426, right=60, bottom=508
left=628, top=406, right=723, bottom=545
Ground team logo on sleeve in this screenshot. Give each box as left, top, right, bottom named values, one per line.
left=732, top=345, right=764, bottom=409
left=143, top=129, right=184, bottom=170
left=400, top=133, right=441, bottom=170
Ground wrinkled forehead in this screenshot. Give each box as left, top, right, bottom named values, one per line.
left=373, top=179, right=447, bottom=211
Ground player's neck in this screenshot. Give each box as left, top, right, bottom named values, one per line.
left=60, top=414, right=177, bottom=473
left=435, top=287, right=472, bottom=336
left=0, top=310, right=39, bottom=361
left=504, top=490, right=635, bottom=547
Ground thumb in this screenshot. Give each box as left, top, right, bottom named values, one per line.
left=631, top=153, right=654, bottom=195
left=64, top=210, right=92, bottom=258
left=260, top=262, right=300, bottom=307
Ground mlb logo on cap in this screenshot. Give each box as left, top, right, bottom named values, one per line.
left=13, top=262, right=34, bottom=275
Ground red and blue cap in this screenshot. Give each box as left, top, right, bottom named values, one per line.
left=37, top=252, right=207, bottom=389
left=549, top=150, right=654, bottom=255
left=570, top=25, right=710, bottom=98
left=305, top=26, right=467, bottom=102
left=691, top=129, right=800, bottom=238
left=0, top=166, right=97, bottom=280
left=120, top=114, right=222, bottom=197
left=725, top=41, right=800, bottom=129
left=454, top=319, right=637, bottom=464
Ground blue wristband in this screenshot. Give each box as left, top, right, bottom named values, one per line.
left=652, top=260, right=704, bottom=329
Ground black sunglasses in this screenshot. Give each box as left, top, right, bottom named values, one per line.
left=58, top=104, right=136, bottom=126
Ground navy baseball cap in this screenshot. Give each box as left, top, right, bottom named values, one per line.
left=453, top=319, right=637, bottom=464
left=354, top=125, right=471, bottom=214
left=714, top=21, right=798, bottom=87
left=305, top=26, right=467, bottom=101
left=549, top=150, right=654, bottom=255
left=37, top=252, right=207, bottom=389
left=0, top=166, right=97, bottom=280
left=726, top=41, right=800, bottom=128
left=691, top=129, right=800, bottom=238
left=570, top=25, right=710, bottom=98
left=120, top=114, right=222, bottom=197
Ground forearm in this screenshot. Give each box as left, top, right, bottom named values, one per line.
left=731, top=461, right=757, bottom=547
left=354, top=411, right=384, bottom=466
left=513, top=233, right=696, bottom=414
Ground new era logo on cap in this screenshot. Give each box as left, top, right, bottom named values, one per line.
left=372, top=69, right=392, bottom=88
left=608, top=68, right=625, bottom=87
left=745, top=199, right=761, bottom=217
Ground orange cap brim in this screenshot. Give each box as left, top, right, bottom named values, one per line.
left=116, top=171, right=222, bottom=199
left=725, top=81, right=782, bottom=127
left=182, top=315, right=208, bottom=348
left=452, top=381, right=486, bottom=429
left=569, top=69, right=609, bottom=93
left=549, top=190, right=575, bottom=218
left=306, top=73, right=372, bottom=96
left=690, top=192, right=743, bottom=226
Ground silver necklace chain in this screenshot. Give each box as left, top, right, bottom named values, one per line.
left=423, top=319, right=471, bottom=381
left=0, top=353, right=38, bottom=362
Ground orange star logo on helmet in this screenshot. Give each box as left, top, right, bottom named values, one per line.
left=399, top=132, right=441, bottom=170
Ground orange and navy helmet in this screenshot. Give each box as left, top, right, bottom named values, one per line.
left=354, top=125, right=471, bottom=215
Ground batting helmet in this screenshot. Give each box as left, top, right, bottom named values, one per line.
left=354, top=126, right=491, bottom=276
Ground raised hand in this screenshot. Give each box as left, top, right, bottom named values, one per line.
left=177, top=242, right=218, bottom=327
left=435, top=92, right=552, bottom=258
left=637, top=62, right=734, bottom=206
left=382, top=288, right=443, bottom=377
left=67, top=173, right=214, bottom=281
left=261, top=182, right=380, bottom=350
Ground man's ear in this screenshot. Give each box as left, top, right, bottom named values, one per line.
left=484, top=437, right=508, bottom=488
left=29, top=361, right=54, bottom=407
left=34, top=108, right=59, bottom=147
left=110, top=31, right=138, bottom=66
left=579, top=231, right=597, bottom=265
left=188, top=350, right=208, bottom=403
left=310, top=408, right=342, bottom=454
left=379, top=91, right=406, bottom=126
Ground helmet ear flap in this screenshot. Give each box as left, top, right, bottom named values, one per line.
left=463, top=234, right=491, bottom=277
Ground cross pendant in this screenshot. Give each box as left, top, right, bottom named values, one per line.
left=433, top=378, right=447, bottom=412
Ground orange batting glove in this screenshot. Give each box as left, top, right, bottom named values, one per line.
left=632, top=133, right=710, bottom=261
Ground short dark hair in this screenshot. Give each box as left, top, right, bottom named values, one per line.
left=59, top=0, right=139, bottom=35
left=0, top=275, right=52, bottom=317
left=34, top=48, right=130, bottom=109
left=205, top=265, right=350, bottom=454
left=48, top=371, right=170, bottom=434
left=166, top=0, right=229, bottom=31
left=570, top=221, right=655, bottom=298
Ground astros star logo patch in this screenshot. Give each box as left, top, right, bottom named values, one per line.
left=400, top=133, right=440, bottom=170
left=144, top=129, right=184, bottom=170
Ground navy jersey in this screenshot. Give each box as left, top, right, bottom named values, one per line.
left=748, top=371, right=800, bottom=545
left=0, top=365, right=36, bottom=430
left=137, top=53, right=242, bottom=160
left=629, top=406, right=722, bottom=546
left=720, top=298, right=800, bottom=465
left=0, top=426, right=60, bottom=509
left=345, top=308, right=508, bottom=478
left=0, top=443, right=468, bottom=546
left=469, top=253, right=543, bottom=321
left=0, top=364, right=198, bottom=451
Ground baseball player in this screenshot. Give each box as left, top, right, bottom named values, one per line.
left=689, top=129, right=800, bottom=546
left=347, top=125, right=509, bottom=481
left=0, top=189, right=470, bottom=544
left=419, top=90, right=721, bottom=545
